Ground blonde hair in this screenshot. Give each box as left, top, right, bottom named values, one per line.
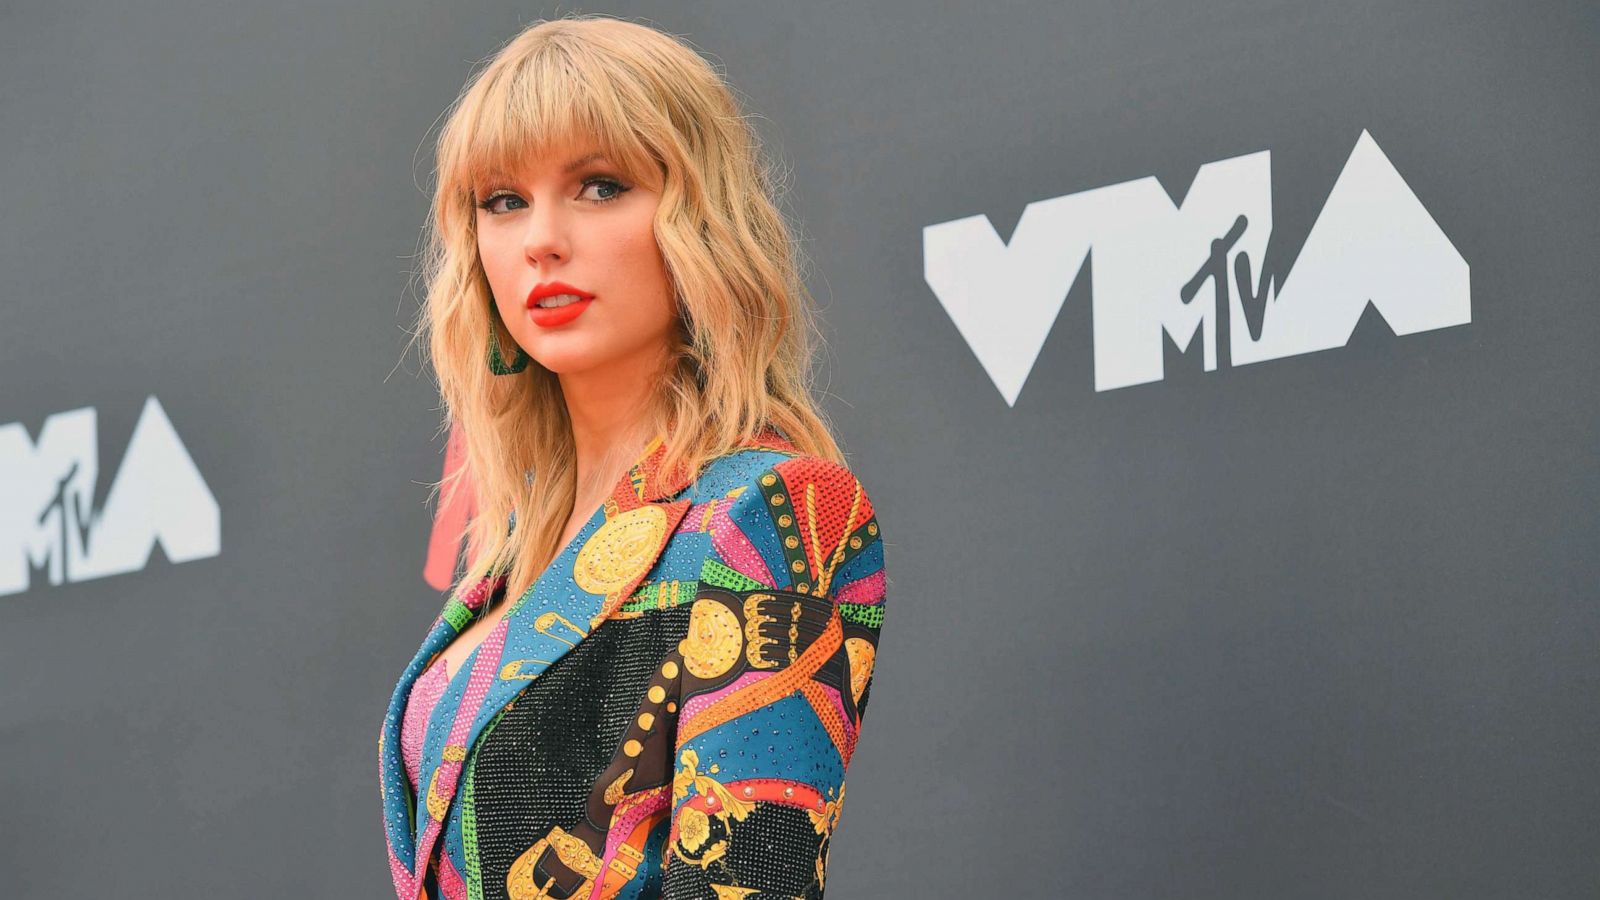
left=407, top=13, right=844, bottom=603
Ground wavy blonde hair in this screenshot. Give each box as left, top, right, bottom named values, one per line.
left=407, top=14, right=844, bottom=604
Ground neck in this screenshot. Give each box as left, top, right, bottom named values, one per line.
left=557, top=349, right=670, bottom=503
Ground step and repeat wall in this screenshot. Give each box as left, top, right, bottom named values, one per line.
left=3, top=2, right=1596, bottom=897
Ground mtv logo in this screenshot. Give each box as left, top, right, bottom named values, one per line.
left=924, top=131, right=1470, bottom=403
left=0, top=395, right=219, bottom=596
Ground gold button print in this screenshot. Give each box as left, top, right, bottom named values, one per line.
left=573, top=505, right=669, bottom=595
left=681, top=598, right=742, bottom=679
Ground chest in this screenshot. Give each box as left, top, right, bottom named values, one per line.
left=431, top=599, right=509, bottom=681
left=434, top=513, right=590, bottom=679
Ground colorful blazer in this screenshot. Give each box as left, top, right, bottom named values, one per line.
left=377, top=428, right=887, bottom=900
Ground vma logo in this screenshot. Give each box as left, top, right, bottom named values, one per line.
left=0, top=395, right=219, bottom=596
left=924, top=130, right=1470, bottom=403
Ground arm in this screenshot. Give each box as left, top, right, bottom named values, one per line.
left=661, top=457, right=886, bottom=898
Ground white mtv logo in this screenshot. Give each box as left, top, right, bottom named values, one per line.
left=0, top=395, right=219, bottom=596
left=925, top=130, right=1471, bottom=403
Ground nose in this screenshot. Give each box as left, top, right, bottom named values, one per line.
left=520, top=197, right=569, bottom=265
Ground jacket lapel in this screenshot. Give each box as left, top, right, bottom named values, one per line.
left=379, top=566, right=506, bottom=897
left=385, top=432, right=700, bottom=896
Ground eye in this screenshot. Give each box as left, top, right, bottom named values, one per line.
left=579, top=177, right=631, bottom=204
left=475, top=191, right=525, bottom=215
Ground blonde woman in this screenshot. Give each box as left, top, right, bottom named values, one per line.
left=376, top=15, right=888, bottom=900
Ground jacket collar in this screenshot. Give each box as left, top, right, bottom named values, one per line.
left=379, top=426, right=794, bottom=894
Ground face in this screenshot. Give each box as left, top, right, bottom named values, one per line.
left=473, top=143, right=677, bottom=378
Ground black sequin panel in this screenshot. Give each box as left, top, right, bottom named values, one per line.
left=662, top=802, right=830, bottom=899
left=469, top=607, right=692, bottom=900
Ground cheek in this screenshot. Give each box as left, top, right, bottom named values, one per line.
left=478, top=233, right=528, bottom=322
left=477, top=232, right=515, bottom=286
left=620, top=222, right=672, bottom=309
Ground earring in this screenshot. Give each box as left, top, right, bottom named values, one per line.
left=487, top=300, right=530, bottom=375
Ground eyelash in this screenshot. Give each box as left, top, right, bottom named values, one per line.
left=475, top=177, right=631, bottom=214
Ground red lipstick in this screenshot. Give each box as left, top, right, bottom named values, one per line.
left=525, top=281, right=596, bottom=328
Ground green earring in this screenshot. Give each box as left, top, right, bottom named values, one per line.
left=487, top=302, right=530, bottom=375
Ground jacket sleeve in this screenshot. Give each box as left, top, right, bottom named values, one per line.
left=660, top=457, right=886, bottom=899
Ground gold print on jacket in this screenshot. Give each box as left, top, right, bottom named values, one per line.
left=744, top=594, right=804, bottom=669
left=500, top=612, right=591, bottom=680
left=506, top=825, right=602, bottom=900
left=810, top=782, right=847, bottom=894
left=808, top=780, right=845, bottom=839
left=681, top=598, right=742, bottom=679
left=499, top=658, right=554, bottom=681
left=844, top=637, right=876, bottom=705
left=426, top=769, right=451, bottom=822
left=535, top=611, right=587, bottom=648
left=671, top=748, right=754, bottom=867
left=573, top=505, right=669, bottom=595
left=602, top=769, right=633, bottom=806
left=803, top=479, right=863, bottom=597
left=504, top=816, right=660, bottom=900
left=757, top=470, right=865, bottom=597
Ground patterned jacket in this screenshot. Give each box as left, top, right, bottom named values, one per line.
left=377, top=428, right=887, bottom=900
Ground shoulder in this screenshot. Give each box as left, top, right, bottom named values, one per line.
left=697, top=450, right=878, bottom=527
left=696, top=450, right=884, bottom=597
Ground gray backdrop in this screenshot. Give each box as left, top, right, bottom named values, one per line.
left=3, top=1, right=1597, bottom=897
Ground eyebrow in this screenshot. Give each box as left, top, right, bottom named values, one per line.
left=561, top=152, right=608, bottom=174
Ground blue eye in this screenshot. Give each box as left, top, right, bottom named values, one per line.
left=475, top=177, right=631, bottom=215
left=476, top=192, right=525, bottom=214
left=580, top=177, right=630, bottom=203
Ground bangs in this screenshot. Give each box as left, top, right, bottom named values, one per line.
left=446, top=44, right=663, bottom=196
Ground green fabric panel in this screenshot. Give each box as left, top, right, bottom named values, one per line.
left=839, top=602, right=884, bottom=629
left=442, top=598, right=473, bottom=631
left=700, top=557, right=764, bottom=592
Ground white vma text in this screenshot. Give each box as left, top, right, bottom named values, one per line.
left=924, top=130, right=1470, bottom=403
left=1, top=395, right=218, bottom=596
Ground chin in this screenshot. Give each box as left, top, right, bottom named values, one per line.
left=526, top=344, right=612, bottom=376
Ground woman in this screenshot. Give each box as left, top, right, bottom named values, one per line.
left=376, top=15, right=888, bottom=900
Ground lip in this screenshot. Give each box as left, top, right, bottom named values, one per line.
left=525, top=281, right=596, bottom=328
left=526, top=281, right=595, bottom=308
